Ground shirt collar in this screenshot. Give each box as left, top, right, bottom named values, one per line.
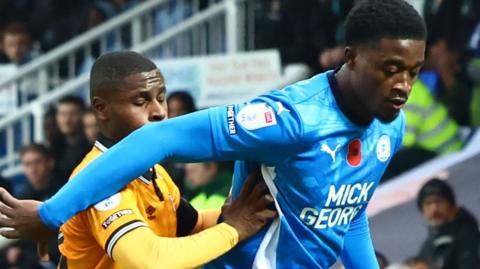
left=94, top=133, right=154, bottom=183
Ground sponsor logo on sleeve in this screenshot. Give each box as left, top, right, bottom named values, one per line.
left=94, top=193, right=121, bottom=212
left=236, top=103, right=277, bottom=130
left=376, top=134, right=391, bottom=162
left=226, top=105, right=236, bottom=135
left=102, top=209, right=134, bottom=229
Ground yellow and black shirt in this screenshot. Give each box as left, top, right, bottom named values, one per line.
left=58, top=135, right=189, bottom=269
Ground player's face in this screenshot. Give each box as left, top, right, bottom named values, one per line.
left=107, top=69, right=167, bottom=141
left=352, top=39, right=425, bottom=123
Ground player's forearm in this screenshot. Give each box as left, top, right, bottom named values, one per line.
left=39, top=109, right=218, bottom=228
left=112, top=223, right=238, bottom=269
left=193, top=209, right=222, bottom=233
left=340, top=211, right=379, bottom=269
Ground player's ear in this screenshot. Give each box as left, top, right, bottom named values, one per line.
left=344, top=46, right=356, bottom=67
left=92, top=97, right=108, bottom=121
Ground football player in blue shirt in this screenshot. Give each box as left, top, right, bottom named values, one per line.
left=0, top=0, right=426, bottom=268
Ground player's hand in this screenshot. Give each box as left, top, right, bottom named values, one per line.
left=221, top=171, right=277, bottom=241
left=0, top=188, right=55, bottom=241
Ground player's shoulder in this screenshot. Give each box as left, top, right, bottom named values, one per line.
left=265, top=71, right=332, bottom=106
left=153, top=164, right=176, bottom=188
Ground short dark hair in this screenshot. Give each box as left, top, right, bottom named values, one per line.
left=90, top=51, right=158, bottom=100
left=345, top=0, right=427, bottom=46
left=417, top=178, right=456, bottom=210
left=20, top=143, right=53, bottom=159
left=167, top=91, right=196, bottom=114
left=3, top=21, right=30, bottom=37
left=58, top=95, right=86, bottom=111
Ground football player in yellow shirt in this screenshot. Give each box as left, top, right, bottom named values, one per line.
left=0, top=51, right=276, bottom=269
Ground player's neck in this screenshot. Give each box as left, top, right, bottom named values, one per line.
left=333, top=67, right=374, bottom=126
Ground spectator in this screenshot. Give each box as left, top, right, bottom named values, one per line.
left=424, top=40, right=475, bottom=126
left=167, top=90, right=196, bottom=118
left=403, top=80, right=464, bottom=155
left=421, top=0, right=480, bottom=126
left=0, top=242, right=45, bottom=269
left=423, top=0, right=480, bottom=52
left=19, top=144, right=60, bottom=201
left=311, top=0, right=355, bottom=71
left=53, top=96, right=91, bottom=183
left=82, top=108, right=98, bottom=145
left=43, top=106, right=62, bottom=148
left=18, top=144, right=62, bottom=267
left=382, top=79, right=465, bottom=180
left=0, top=22, right=33, bottom=65
left=416, top=178, right=480, bottom=269
left=405, top=256, right=433, bottom=269
left=467, top=23, right=480, bottom=127
left=184, top=161, right=232, bottom=210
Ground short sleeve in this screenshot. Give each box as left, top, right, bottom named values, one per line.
left=84, top=188, right=148, bottom=257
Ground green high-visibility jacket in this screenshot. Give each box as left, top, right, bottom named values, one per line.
left=403, top=80, right=464, bottom=154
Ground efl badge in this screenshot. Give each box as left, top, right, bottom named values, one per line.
left=94, top=193, right=121, bottom=211
left=236, top=103, right=277, bottom=130
left=347, top=139, right=362, bottom=167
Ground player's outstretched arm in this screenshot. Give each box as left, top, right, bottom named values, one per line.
left=39, top=97, right=301, bottom=229
left=112, top=175, right=276, bottom=269
left=39, top=109, right=219, bottom=229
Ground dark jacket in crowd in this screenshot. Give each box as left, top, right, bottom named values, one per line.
left=51, top=136, right=91, bottom=183
left=419, top=207, right=480, bottom=269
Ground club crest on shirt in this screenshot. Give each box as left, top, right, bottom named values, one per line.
left=236, top=103, right=277, bottom=130
left=376, top=134, right=391, bottom=162
left=94, top=193, right=121, bottom=211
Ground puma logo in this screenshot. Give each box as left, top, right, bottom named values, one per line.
left=321, top=144, right=341, bottom=162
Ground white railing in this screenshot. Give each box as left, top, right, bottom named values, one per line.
left=0, top=0, right=254, bottom=177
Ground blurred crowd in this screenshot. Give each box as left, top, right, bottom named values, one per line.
left=0, top=0, right=218, bottom=67
left=0, top=0, right=138, bottom=65
left=1, top=0, right=480, bottom=268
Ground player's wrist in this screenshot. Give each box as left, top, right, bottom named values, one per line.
left=38, top=202, right=59, bottom=229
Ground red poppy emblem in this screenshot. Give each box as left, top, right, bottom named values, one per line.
left=347, top=139, right=362, bottom=167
